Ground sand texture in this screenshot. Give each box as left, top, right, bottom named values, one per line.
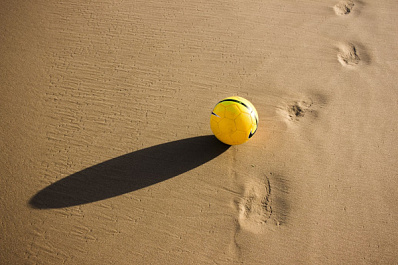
left=1, top=0, right=398, bottom=264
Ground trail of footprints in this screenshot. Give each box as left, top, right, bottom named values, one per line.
left=233, top=0, right=367, bottom=237
left=334, top=1, right=369, bottom=68
left=281, top=1, right=365, bottom=125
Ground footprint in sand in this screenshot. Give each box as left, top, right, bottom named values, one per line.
left=287, top=100, right=313, bottom=121
left=334, top=0, right=355, bottom=16
left=236, top=177, right=272, bottom=232
left=337, top=42, right=361, bottom=67
left=235, top=174, right=289, bottom=233
left=278, top=93, right=328, bottom=122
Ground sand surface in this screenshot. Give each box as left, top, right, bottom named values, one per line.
left=1, top=0, right=398, bottom=264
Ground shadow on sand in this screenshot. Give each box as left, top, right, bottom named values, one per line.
left=29, top=135, right=229, bottom=209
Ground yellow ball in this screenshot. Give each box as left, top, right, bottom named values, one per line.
left=210, top=96, right=259, bottom=145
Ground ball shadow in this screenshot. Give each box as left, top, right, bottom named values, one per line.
left=29, top=135, right=229, bottom=209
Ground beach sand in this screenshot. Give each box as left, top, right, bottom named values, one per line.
left=1, top=0, right=398, bottom=264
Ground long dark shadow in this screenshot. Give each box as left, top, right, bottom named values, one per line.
left=29, top=135, right=229, bottom=209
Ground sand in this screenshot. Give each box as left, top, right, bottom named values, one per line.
left=1, top=0, right=398, bottom=264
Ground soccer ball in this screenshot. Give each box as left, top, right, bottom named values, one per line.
left=210, top=96, right=259, bottom=145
